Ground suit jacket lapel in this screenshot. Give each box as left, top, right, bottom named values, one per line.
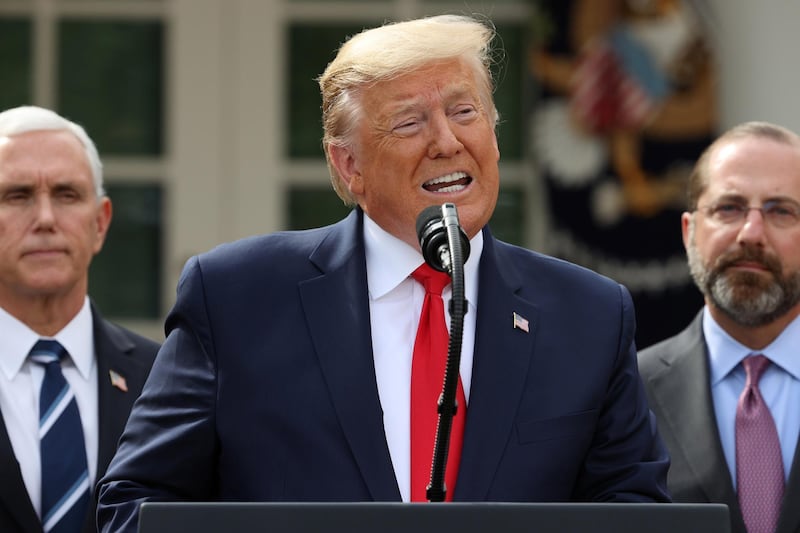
left=92, top=308, right=154, bottom=476
left=299, top=210, right=400, bottom=501
left=0, top=412, right=41, bottom=532
left=777, top=430, right=800, bottom=533
left=647, top=315, right=744, bottom=526
left=454, top=231, right=537, bottom=500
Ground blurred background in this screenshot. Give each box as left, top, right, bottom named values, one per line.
left=1, top=0, right=799, bottom=348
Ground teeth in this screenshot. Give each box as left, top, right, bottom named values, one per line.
left=424, top=171, right=466, bottom=186
left=437, top=184, right=467, bottom=193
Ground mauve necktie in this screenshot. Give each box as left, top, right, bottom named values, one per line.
left=30, top=340, right=90, bottom=533
left=736, top=354, right=784, bottom=533
left=410, top=264, right=466, bottom=502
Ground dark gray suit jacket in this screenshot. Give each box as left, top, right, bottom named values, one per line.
left=638, top=311, right=800, bottom=533
left=0, top=305, right=159, bottom=533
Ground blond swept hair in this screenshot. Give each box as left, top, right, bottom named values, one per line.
left=318, top=14, right=500, bottom=205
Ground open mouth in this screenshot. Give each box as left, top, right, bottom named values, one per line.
left=422, top=171, right=472, bottom=193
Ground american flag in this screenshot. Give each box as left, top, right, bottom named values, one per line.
left=571, top=29, right=667, bottom=135
left=513, top=312, right=530, bottom=333
left=109, top=369, right=128, bottom=392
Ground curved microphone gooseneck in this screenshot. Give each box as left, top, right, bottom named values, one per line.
left=415, top=203, right=470, bottom=502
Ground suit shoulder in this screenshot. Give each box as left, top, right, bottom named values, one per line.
left=204, top=228, right=325, bottom=263
left=95, top=316, right=160, bottom=359
left=637, top=336, right=674, bottom=375
left=638, top=311, right=701, bottom=358
left=639, top=335, right=678, bottom=357
left=494, top=239, right=624, bottom=295
left=195, top=219, right=350, bottom=279
left=636, top=324, right=702, bottom=380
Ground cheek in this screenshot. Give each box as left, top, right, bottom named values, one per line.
left=776, top=240, right=800, bottom=267
left=692, top=224, right=731, bottom=253
left=67, top=217, right=102, bottom=256
left=694, top=234, right=719, bottom=256
left=468, top=131, right=500, bottom=168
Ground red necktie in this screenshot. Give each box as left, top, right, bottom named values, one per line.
left=410, top=264, right=466, bottom=502
left=736, top=355, right=784, bottom=533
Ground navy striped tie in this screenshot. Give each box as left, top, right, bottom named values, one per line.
left=29, top=340, right=90, bottom=533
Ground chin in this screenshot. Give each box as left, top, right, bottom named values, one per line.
left=23, top=274, right=76, bottom=294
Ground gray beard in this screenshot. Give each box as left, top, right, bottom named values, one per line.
left=687, top=242, right=800, bottom=327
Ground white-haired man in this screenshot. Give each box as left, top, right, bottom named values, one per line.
left=0, top=106, right=159, bottom=533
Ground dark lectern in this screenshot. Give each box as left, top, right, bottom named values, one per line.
left=138, top=502, right=730, bottom=533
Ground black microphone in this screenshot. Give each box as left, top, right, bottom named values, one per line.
left=416, top=203, right=470, bottom=273
left=414, top=203, right=470, bottom=502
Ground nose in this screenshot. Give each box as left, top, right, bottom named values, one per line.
left=427, top=112, right=463, bottom=158
left=33, top=195, right=57, bottom=229
left=736, top=207, right=767, bottom=246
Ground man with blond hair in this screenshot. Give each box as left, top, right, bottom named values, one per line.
left=98, top=15, right=669, bottom=533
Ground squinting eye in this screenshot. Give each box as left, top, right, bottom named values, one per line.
left=393, top=120, right=420, bottom=134
left=453, top=107, right=477, bottom=119
left=3, top=191, right=30, bottom=204
left=766, top=204, right=795, bottom=216
left=713, top=203, right=744, bottom=216
left=56, top=190, right=80, bottom=201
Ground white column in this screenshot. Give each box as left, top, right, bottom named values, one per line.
left=227, top=0, right=285, bottom=240
left=166, top=0, right=227, bottom=297
left=709, top=0, right=800, bottom=132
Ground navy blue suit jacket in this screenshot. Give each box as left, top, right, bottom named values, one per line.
left=97, top=210, right=669, bottom=532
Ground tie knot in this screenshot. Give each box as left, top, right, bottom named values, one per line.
left=412, top=264, right=451, bottom=295
left=743, top=354, right=770, bottom=387
left=29, top=339, right=68, bottom=365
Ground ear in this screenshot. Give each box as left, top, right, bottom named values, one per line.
left=93, top=196, right=113, bottom=254
left=328, top=144, right=364, bottom=196
left=680, top=211, right=692, bottom=251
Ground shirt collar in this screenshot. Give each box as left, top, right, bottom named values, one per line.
left=363, top=213, right=483, bottom=304
left=704, top=306, right=800, bottom=384
left=0, top=297, right=94, bottom=380
left=761, top=312, right=800, bottom=380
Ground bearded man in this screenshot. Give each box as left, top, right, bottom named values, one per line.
left=639, top=121, right=800, bottom=533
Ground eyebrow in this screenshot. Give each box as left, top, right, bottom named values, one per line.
left=711, top=193, right=800, bottom=204
left=0, top=178, right=89, bottom=193
left=382, top=84, right=477, bottom=117
left=0, top=183, right=34, bottom=194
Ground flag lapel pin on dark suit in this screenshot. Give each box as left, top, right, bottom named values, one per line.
left=513, top=312, right=529, bottom=333
left=109, top=370, right=129, bottom=392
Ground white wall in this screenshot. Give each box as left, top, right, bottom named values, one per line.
left=709, top=0, right=800, bottom=132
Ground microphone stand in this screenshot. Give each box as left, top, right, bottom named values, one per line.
left=426, top=212, right=468, bottom=503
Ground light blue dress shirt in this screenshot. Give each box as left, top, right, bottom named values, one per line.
left=705, top=307, right=800, bottom=487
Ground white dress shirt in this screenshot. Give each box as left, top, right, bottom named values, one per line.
left=364, top=214, right=481, bottom=502
left=0, top=297, right=98, bottom=517
left=705, top=307, right=800, bottom=487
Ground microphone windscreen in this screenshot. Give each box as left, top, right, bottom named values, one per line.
left=416, top=205, right=443, bottom=243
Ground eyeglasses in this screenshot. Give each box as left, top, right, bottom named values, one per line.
left=696, top=199, right=800, bottom=228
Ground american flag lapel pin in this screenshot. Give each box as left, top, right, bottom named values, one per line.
left=513, top=312, right=530, bottom=333
left=109, top=369, right=129, bottom=392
